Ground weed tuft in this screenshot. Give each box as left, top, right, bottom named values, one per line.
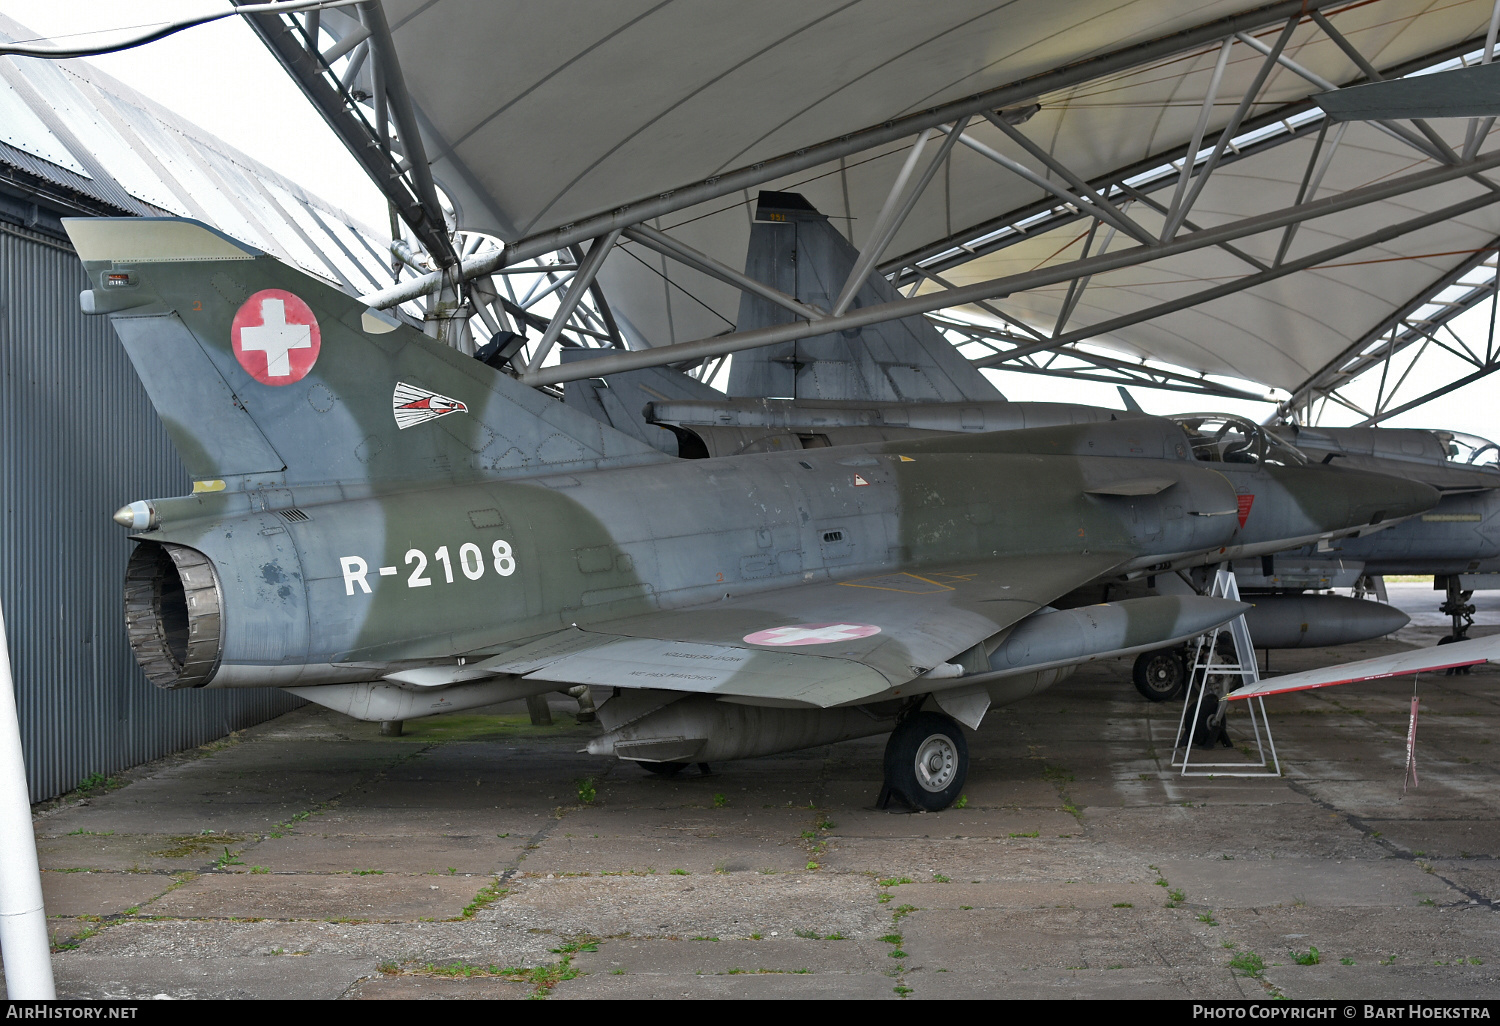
left=1291, top=946, right=1320, bottom=966
left=1228, top=951, right=1265, bottom=978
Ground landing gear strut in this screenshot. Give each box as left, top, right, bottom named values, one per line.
left=1438, top=576, right=1476, bottom=676
left=878, top=711, right=968, bottom=812
left=1133, top=647, right=1187, bottom=702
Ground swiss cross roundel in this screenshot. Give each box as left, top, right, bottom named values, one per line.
left=231, top=289, right=321, bottom=386
left=743, top=622, right=882, bottom=647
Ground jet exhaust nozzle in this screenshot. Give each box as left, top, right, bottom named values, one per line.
left=123, top=542, right=222, bottom=688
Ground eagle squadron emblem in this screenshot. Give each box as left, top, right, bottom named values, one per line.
left=392, top=381, right=468, bottom=429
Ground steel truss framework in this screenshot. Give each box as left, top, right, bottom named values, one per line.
left=242, top=0, right=1500, bottom=422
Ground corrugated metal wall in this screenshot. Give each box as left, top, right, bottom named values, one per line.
left=0, top=220, right=301, bottom=801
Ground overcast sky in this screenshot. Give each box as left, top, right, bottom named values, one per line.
left=2, top=1, right=1495, bottom=442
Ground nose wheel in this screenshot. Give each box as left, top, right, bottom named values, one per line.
left=1133, top=646, right=1187, bottom=702
left=878, top=711, right=969, bottom=812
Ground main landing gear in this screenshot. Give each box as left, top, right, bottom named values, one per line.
left=1133, top=646, right=1187, bottom=702
left=878, top=711, right=969, bottom=812
left=1438, top=576, right=1476, bottom=675
left=637, top=761, right=713, bottom=777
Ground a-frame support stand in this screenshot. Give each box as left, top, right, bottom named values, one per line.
left=1172, top=569, right=1281, bottom=777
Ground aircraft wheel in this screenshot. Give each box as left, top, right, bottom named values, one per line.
left=882, top=712, right=968, bottom=812
left=637, top=761, right=688, bottom=777
left=1133, top=647, right=1187, bottom=702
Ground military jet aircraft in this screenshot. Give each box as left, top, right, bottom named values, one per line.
left=72, top=217, right=1438, bottom=810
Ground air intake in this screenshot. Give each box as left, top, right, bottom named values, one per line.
left=123, top=542, right=223, bottom=688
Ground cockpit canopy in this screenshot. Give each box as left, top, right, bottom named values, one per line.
left=1171, top=414, right=1308, bottom=467
left=1433, top=430, right=1500, bottom=468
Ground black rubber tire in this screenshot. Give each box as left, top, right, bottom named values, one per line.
left=882, top=712, right=968, bottom=812
left=1133, top=647, right=1187, bottom=702
left=637, top=761, right=688, bottom=777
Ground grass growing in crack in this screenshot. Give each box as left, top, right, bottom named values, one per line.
left=454, top=879, right=508, bottom=920
left=932, top=873, right=950, bottom=883
left=892, top=905, right=917, bottom=922
left=1291, top=946, right=1320, bottom=966
left=953, top=795, right=968, bottom=809
left=877, top=877, right=912, bottom=888
left=713, top=793, right=729, bottom=808
left=1197, top=911, right=1218, bottom=926
left=1165, top=888, right=1185, bottom=908
left=1008, top=831, right=1040, bottom=838
left=149, top=833, right=243, bottom=860
left=576, top=778, right=597, bottom=804
left=1113, top=903, right=1133, bottom=909
left=50, top=922, right=101, bottom=952
left=1229, top=951, right=1266, bottom=978
left=215, top=847, right=244, bottom=869
left=249, top=866, right=269, bottom=874
left=894, top=984, right=912, bottom=996
left=389, top=942, right=597, bottom=998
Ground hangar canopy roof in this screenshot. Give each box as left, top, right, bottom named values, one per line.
left=242, top=2, right=1500, bottom=418
left=0, top=13, right=389, bottom=295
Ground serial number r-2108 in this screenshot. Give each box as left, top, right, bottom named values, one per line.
left=340, top=540, right=515, bottom=595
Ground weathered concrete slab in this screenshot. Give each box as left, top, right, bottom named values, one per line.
left=880, top=880, right=1168, bottom=910
left=1153, top=856, right=1461, bottom=908
left=148, top=872, right=486, bottom=921
left=525, top=807, right=817, bottom=875
left=552, top=972, right=902, bottom=999
left=248, top=833, right=520, bottom=875
left=903, top=966, right=1249, bottom=999
left=345, top=974, right=534, bottom=999
left=573, top=937, right=890, bottom=974
left=27, top=649, right=1500, bottom=1000
left=77, top=917, right=557, bottom=966
left=40, top=871, right=175, bottom=918
left=50, top=953, right=372, bottom=1000
left=492, top=874, right=885, bottom=939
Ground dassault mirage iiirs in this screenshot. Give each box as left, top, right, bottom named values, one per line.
left=74, top=218, right=1436, bottom=810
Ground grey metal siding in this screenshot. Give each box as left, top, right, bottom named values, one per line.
left=0, top=221, right=301, bottom=801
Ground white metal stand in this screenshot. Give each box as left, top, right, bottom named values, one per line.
left=0, top=598, right=56, bottom=998
left=1172, top=569, right=1281, bottom=778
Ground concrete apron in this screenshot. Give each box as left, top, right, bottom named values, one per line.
left=10, top=627, right=1500, bottom=1000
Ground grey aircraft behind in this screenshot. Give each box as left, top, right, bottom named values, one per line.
left=72, top=217, right=1437, bottom=810
left=570, top=191, right=1441, bottom=696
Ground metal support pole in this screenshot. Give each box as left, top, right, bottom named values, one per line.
left=0, top=599, right=55, bottom=999
left=985, top=112, right=1155, bottom=246
left=1234, top=29, right=1447, bottom=164
left=519, top=151, right=1500, bottom=387
left=944, top=124, right=1149, bottom=247
left=832, top=129, right=935, bottom=316
left=1161, top=37, right=1233, bottom=238
left=621, top=223, right=825, bottom=322
left=524, top=229, right=620, bottom=375
left=1163, top=19, right=1298, bottom=241
left=1309, top=10, right=1459, bottom=163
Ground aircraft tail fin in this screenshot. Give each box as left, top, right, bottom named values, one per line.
left=65, top=218, right=668, bottom=493
left=726, top=192, right=1002, bottom=403
left=562, top=350, right=723, bottom=456
left=1117, top=386, right=1146, bottom=413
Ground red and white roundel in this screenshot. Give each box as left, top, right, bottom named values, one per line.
left=231, top=289, right=321, bottom=386
left=743, top=622, right=882, bottom=647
